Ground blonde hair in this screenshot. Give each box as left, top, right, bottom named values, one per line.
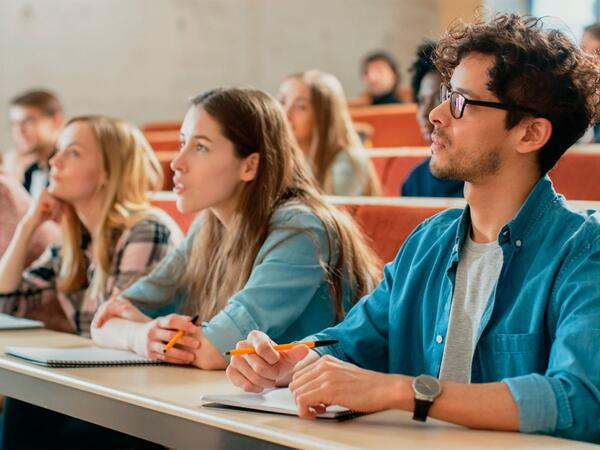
left=57, top=116, right=163, bottom=299
left=288, top=70, right=381, bottom=195
left=180, top=88, right=381, bottom=322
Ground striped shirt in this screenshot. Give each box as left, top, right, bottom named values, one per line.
left=0, top=211, right=183, bottom=336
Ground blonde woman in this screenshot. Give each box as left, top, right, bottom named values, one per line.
left=0, top=116, right=181, bottom=450
left=277, top=70, right=381, bottom=196
left=91, top=87, right=381, bottom=371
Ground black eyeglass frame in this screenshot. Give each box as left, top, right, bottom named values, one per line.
left=440, top=84, right=537, bottom=119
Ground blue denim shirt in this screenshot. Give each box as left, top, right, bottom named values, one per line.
left=311, top=176, right=600, bottom=443
left=123, top=202, right=352, bottom=356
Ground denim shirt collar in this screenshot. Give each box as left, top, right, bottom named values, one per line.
left=452, top=175, right=559, bottom=257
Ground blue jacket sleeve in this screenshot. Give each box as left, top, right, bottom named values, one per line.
left=504, top=231, right=600, bottom=443
left=202, top=208, right=335, bottom=355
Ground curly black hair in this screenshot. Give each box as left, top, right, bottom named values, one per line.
left=409, top=40, right=438, bottom=103
left=434, top=13, right=600, bottom=174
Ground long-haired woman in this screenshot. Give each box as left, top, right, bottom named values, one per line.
left=277, top=70, right=381, bottom=196
left=0, top=115, right=182, bottom=449
left=92, top=87, right=382, bottom=370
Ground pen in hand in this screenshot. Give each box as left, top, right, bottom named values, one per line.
left=163, top=315, right=199, bottom=353
left=225, top=339, right=338, bottom=356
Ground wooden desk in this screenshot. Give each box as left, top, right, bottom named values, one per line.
left=0, top=330, right=596, bottom=450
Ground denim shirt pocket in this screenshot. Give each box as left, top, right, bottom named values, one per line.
left=493, top=330, right=548, bottom=377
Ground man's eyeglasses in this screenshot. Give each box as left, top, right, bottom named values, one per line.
left=440, top=84, right=537, bottom=119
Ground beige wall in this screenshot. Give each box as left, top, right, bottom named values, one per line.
left=0, top=0, right=440, bottom=150
left=438, top=0, right=482, bottom=33
left=0, top=0, right=530, bottom=151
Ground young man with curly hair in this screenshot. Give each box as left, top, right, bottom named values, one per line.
left=226, top=14, right=600, bottom=444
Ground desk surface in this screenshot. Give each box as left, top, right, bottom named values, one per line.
left=0, top=329, right=596, bottom=450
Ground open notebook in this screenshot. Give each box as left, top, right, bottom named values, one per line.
left=4, top=346, right=163, bottom=368
left=202, top=388, right=358, bottom=420
left=0, top=314, right=43, bottom=330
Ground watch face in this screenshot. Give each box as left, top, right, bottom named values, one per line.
left=413, top=375, right=442, bottom=397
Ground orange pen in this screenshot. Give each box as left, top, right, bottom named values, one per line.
left=163, top=315, right=199, bottom=353
left=225, top=339, right=338, bottom=356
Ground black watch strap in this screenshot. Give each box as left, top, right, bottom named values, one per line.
left=412, top=398, right=433, bottom=422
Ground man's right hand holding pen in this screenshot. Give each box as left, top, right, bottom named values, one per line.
left=226, top=330, right=321, bottom=392
left=226, top=330, right=414, bottom=420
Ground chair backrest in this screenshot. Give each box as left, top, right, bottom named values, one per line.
left=144, top=130, right=180, bottom=151
left=350, top=104, right=425, bottom=147
left=369, top=148, right=429, bottom=196
left=142, top=121, right=181, bottom=133
left=369, top=147, right=600, bottom=201
left=328, top=196, right=463, bottom=263
left=549, top=150, right=600, bottom=200
left=350, top=203, right=448, bottom=263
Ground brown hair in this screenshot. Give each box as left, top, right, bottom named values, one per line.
left=10, top=90, right=63, bottom=116
left=434, top=13, right=600, bottom=174
left=287, top=70, right=381, bottom=195
left=180, top=87, right=381, bottom=322
left=57, top=116, right=163, bottom=298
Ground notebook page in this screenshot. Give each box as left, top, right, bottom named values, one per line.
left=0, top=314, right=43, bottom=330
left=4, top=346, right=159, bottom=366
left=203, top=388, right=350, bottom=418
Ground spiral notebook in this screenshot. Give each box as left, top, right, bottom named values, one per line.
left=0, top=314, right=43, bottom=330
left=202, top=388, right=359, bottom=420
left=4, top=346, right=163, bottom=368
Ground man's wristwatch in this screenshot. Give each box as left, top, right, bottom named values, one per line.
left=411, top=374, right=442, bottom=422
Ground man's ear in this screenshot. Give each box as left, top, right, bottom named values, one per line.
left=240, top=153, right=260, bottom=182
left=516, top=117, right=552, bottom=155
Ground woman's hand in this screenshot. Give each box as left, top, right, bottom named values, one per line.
left=22, top=189, right=64, bottom=231
left=92, top=296, right=150, bottom=329
left=130, top=314, right=200, bottom=364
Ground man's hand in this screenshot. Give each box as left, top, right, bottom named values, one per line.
left=289, top=355, right=410, bottom=418
left=226, top=330, right=317, bottom=392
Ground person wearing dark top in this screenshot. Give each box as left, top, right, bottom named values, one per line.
left=8, top=90, right=63, bottom=198
left=362, top=51, right=402, bottom=105
left=402, top=42, right=464, bottom=197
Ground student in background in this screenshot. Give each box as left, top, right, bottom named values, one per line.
left=277, top=70, right=381, bottom=196
left=227, top=14, right=600, bottom=444
left=352, top=51, right=403, bottom=105
left=0, top=116, right=181, bottom=450
left=580, top=22, right=600, bottom=61
left=401, top=41, right=464, bottom=197
left=91, top=87, right=381, bottom=371
left=7, top=90, right=64, bottom=197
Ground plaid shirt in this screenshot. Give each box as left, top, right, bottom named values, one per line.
left=0, top=212, right=182, bottom=337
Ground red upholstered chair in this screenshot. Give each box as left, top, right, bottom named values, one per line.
left=343, top=203, right=449, bottom=263
left=369, top=148, right=430, bottom=197
left=141, top=121, right=181, bottom=132
left=350, top=104, right=426, bottom=147
left=144, top=130, right=180, bottom=151
left=549, top=150, right=600, bottom=200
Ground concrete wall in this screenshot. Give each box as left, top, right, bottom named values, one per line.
left=0, top=0, right=440, bottom=150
